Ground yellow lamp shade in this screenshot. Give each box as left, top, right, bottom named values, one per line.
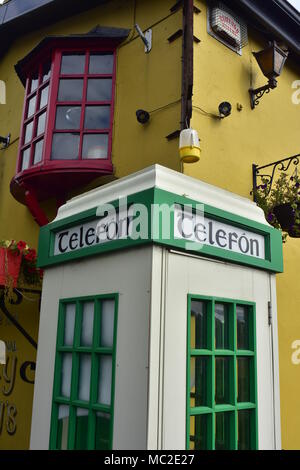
left=179, top=128, right=201, bottom=163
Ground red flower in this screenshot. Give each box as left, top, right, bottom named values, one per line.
left=24, top=248, right=37, bottom=263
left=17, top=241, right=27, bottom=252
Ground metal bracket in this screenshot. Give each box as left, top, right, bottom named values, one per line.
left=252, top=153, right=300, bottom=200
left=135, top=24, right=152, bottom=53
left=249, top=78, right=277, bottom=109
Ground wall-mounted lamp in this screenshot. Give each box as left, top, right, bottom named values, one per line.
left=219, top=101, right=232, bottom=118
left=249, top=41, right=288, bottom=109
left=179, top=128, right=201, bottom=163
left=0, top=133, right=10, bottom=148
left=136, top=109, right=150, bottom=124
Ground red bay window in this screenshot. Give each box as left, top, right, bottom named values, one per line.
left=11, top=28, right=129, bottom=225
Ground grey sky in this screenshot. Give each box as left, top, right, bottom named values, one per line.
left=287, top=0, right=300, bottom=11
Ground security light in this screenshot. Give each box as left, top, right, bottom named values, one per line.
left=0, top=134, right=10, bottom=148
left=136, top=109, right=150, bottom=124
left=219, top=102, right=232, bottom=118
left=249, top=41, right=288, bottom=109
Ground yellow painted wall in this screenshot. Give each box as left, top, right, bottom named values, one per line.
left=0, top=291, right=40, bottom=449
left=0, top=0, right=183, bottom=448
left=188, top=0, right=300, bottom=449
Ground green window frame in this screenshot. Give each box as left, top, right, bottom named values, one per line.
left=186, top=295, right=258, bottom=450
left=49, top=293, right=118, bottom=450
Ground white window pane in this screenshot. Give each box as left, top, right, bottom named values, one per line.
left=37, top=112, right=46, bottom=135
left=98, top=355, right=112, bottom=406
left=24, top=120, right=33, bottom=144
left=64, top=303, right=76, bottom=346
left=40, top=85, right=49, bottom=109
left=100, top=300, right=115, bottom=348
left=21, top=148, right=31, bottom=170
left=27, top=94, right=36, bottom=117
left=33, top=139, right=43, bottom=164
left=58, top=405, right=69, bottom=450
left=78, top=354, right=91, bottom=402
left=81, top=302, right=94, bottom=346
left=61, top=353, right=72, bottom=398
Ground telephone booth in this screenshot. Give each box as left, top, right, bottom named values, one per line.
left=30, top=165, right=283, bottom=450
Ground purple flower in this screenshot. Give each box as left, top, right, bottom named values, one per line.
left=267, top=212, right=274, bottom=222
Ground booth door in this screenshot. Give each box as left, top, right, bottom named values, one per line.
left=161, top=250, right=279, bottom=450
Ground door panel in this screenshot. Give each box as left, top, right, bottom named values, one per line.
left=162, top=251, right=274, bottom=450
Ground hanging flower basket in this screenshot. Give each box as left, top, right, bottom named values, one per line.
left=254, top=172, right=300, bottom=242
left=0, top=247, right=22, bottom=288
left=273, top=203, right=300, bottom=237
left=0, top=240, right=43, bottom=296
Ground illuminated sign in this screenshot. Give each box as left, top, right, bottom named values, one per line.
left=211, top=7, right=242, bottom=48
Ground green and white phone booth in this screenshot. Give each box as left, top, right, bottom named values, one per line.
left=30, top=165, right=283, bottom=450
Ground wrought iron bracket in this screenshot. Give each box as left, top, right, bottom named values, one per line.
left=249, top=78, right=277, bottom=109
left=252, top=153, right=300, bottom=201
left=0, top=288, right=39, bottom=350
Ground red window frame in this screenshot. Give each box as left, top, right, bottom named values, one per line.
left=17, top=41, right=116, bottom=175
left=18, top=59, right=52, bottom=173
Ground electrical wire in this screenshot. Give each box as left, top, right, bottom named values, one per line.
left=119, top=8, right=179, bottom=48
left=0, top=136, right=19, bottom=151
left=192, top=105, right=220, bottom=119
left=148, top=98, right=181, bottom=114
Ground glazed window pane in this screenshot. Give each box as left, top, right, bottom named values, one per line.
left=51, top=133, right=80, bottom=160
left=40, top=85, right=49, bottom=109
left=37, top=112, right=46, bottom=135
left=24, top=120, right=33, bottom=144
left=21, top=148, right=31, bottom=170
left=61, top=54, right=85, bottom=74
left=82, top=134, right=108, bottom=159
left=87, top=79, right=112, bottom=101
left=58, top=79, right=83, bottom=102
left=56, top=106, right=81, bottom=130
left=98, top=355, right=112, bottom=405
left=27, top=95, right=36, bottom=117
left=100, top=300, right=115, bottom=348
left=89, top=54, right=114, bottom=74
left=84, top=106, right=110, bottom=129
left=33, top=139, right=44, bottom=164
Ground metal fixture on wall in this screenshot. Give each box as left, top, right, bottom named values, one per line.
left=136, top=109, right=150, bottom=124
left=249, top=41, right=288, bottom=109
left=134, top=23, right=152, bottom=53
left=0, top=133, right=10, bottom=148
left=218, top=101, right=232, bottom=118
left=252, top=153, right=300, bottom=200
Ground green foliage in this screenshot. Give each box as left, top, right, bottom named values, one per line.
left=253, top=171, right=300, bottom=242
